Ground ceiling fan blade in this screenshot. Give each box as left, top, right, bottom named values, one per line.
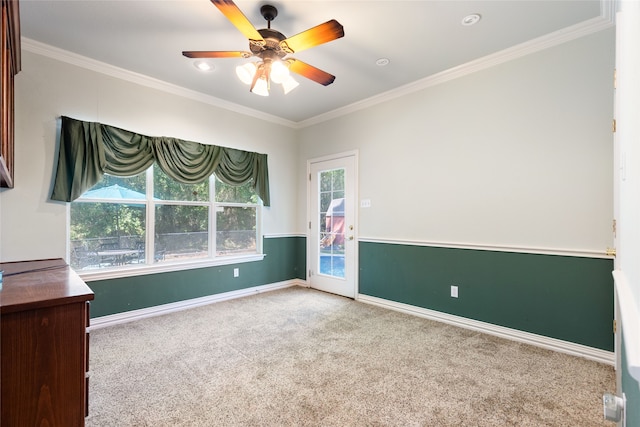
left=182, top=51, right=251, bottom=58
left=280, top=20, right=344, bottom=54
left=287, top=59, right=336, bottom=86
left=211, top=0, right=265, bottom=46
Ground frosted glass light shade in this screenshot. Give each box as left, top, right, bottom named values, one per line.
left=236, top=62, right=257, bottom=85
left=251, top=78, right=269, bottom=96
left=282, top=75, right=300, bottom=94
left=270, top=61, right=289, bottom=84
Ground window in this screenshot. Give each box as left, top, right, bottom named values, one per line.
left=70, top=166, right=260, bottom=272
left=319, top=168, right=345, bottom=278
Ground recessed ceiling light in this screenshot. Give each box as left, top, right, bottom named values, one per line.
left=461, top=13, right=481, bottom=26
left=376, top=58, right=390, bottom=67
left=193, top=60, right=215, bottom=72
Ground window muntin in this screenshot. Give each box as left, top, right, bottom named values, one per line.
left=70, top=167, right=260, bottom=272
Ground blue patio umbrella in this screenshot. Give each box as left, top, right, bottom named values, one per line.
left=81, top=184, right=148, bottom=201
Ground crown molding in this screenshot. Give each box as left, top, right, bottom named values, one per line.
left=298, top=7, right=615, bottom=128
left=22, top=0, right=614, bottom=130
left=21, top=38, right=299, bottom=129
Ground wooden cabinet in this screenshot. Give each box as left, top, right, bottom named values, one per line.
left=1, top=258, right=94, bottom=426
left=0, top=0, right=21, bottom=188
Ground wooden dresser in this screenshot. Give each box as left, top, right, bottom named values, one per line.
left=1, top=258, right=94, bottom=426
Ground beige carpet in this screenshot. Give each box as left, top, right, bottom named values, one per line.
left=87, top=286, right=614, bottom=426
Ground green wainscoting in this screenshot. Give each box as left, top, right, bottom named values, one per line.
left=622, top=330, right=640, bottom=426
left=88, top=236, right=306, bottom=318
left=359, top=241, right=614, bottom=351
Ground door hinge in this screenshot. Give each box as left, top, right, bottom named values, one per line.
left=309, top=221, right=311, bottom=229
left=613, top=319, right=617, bottom=334
left=614, top=68, right=617, bottom=90
left=613, top=219, right=617, bottom=238
left=606, top=247, right=617, bottom=257
left=612, top=119, right=617, bottom=133
left=309, top=173, right=311, bottom=181
left=309, top=269, right=313, bottom=277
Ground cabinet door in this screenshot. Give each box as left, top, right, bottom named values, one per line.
left=1, top=302, right=86, bottom=426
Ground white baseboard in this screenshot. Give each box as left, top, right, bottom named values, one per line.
left=357, top=294, right=615, bottom=366
left=89, top=279, right=305, bottom=330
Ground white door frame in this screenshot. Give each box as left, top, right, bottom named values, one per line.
left=613, top=10, right=621, bottom=382
left=306, top=150, right=359, bottom=298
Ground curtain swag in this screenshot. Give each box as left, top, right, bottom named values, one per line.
left=50, top=116, right=270, bottom=206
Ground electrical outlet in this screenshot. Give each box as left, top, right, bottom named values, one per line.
left=451, top=285, right=458, bottom=298
left=233, top=268, right=239, bottom=278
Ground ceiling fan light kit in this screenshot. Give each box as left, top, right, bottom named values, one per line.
left=236, top=57, right=298, bottom=95
left=183, top=0, right=344, bottom=97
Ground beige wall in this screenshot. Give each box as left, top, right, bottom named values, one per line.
left=298, top=29, right=615, bottom=253
left=1, top=51, right=298, bottom=262
left=1, top=27, right=615, bottom=261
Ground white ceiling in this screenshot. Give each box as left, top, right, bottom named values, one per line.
left=19, top=1, right=610, bottom=127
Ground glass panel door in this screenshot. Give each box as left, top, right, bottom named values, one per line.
left=309, top=153, right=356, bottom=298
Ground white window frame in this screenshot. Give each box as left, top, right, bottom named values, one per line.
left=69, top=167, right=264, bottom=281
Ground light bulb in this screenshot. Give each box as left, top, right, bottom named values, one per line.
left=270, top=61, right=290, bottom=84
left=251, top=78, right=269, bottom=96
left=194, top=60, right=214, bottom=72
left=236, top=62, right=257, bottom=85
left=282, top=75, right=299, bottom=94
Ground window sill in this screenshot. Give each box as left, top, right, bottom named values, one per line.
left=77, top=253, right=266, bottom=282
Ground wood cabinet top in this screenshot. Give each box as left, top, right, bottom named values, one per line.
left=0, top=258, right=94, bottom=314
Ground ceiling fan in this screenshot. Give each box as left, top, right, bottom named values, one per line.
left=183, top=0, right=345, bottom=96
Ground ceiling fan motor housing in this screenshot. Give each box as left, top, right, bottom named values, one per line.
left=251, top=28, right=288, bottom=59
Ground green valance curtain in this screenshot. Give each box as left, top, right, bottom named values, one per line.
left=50, top=116, right=270, bottom=206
